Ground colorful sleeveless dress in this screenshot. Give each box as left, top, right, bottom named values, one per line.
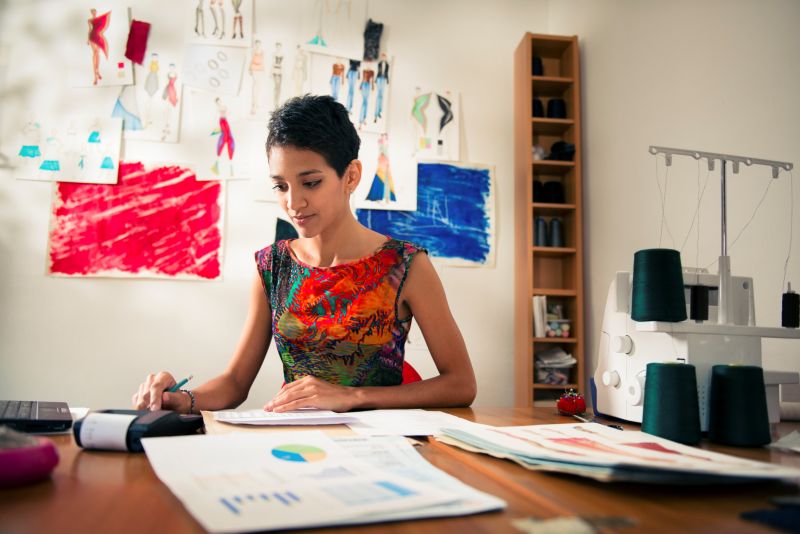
left=255, top=238, right=426, bottom=387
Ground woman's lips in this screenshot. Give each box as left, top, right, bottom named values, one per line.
left=293, top=215, right=314, bottom=226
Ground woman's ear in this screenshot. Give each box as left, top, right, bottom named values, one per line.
left=345, top=159, right=362, bottom=193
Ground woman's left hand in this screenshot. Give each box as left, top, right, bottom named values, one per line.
left=264, top=376, right=356, bottom=412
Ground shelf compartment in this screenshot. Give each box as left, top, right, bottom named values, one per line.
left=532, top=161, right=575, bottom=176
left=531, top=118, right=574, bottom=136
left=531, top=76, right=573, bottom=97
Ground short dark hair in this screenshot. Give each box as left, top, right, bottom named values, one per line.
left=266, top=95, right=360, bottom=177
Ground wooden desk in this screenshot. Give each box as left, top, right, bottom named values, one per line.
left=1, top=408, right=798, bottom=533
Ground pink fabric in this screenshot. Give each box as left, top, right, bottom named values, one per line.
left=125, top=19, right=150, bottom=65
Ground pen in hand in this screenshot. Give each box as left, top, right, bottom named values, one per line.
left=167, top=375, right=193, bottom=393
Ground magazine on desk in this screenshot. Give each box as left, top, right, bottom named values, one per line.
left=438, top=423, right=800, bottom=484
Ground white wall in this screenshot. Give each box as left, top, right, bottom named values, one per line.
left=0, top=0, right=548, bottom=408
left=547, top=0, right=800, bottom=381
left=2, top=0, right=798, bottom=411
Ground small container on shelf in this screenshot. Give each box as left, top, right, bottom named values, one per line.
left=545, top=319, right=571, bottom=338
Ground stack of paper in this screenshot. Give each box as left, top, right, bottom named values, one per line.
left=344, top=409, right=487, bottom=436
left=213, top=409, right=356, bottom=426
left=142, top=431, right=504, bottom=532
left=438, top=423, right=800, bottom=483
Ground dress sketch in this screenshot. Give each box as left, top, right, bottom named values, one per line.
left=249, top=40, right=264, bottom=114
left=330, top=61, right=344, bottom=100
left=374, top=54, right=389, bottom=122
left=87, top=9, right=110, bottom=85
left=292, top=45, right=308, bottom=96
left=232, top=0, right=244, bottom=39
left=346, top=59, right=360, bottom=113
left=359, top=68, right=374, bottom=126
left=144, top=53, right=160, bottom=126
left=210, top=0, right=225, bottom=39
left=194, top=0, right=205, bottom=36
left=365, top=134, right=396, bottom=203
left=212, top=97, right=235, bottom=177
left=272, top=43, right=284, bottom=109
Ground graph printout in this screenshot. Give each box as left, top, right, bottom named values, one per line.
left=142, top=432, right=455, bottom=532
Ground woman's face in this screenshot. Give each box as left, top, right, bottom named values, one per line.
left=268, top=145, right=359, bottom=238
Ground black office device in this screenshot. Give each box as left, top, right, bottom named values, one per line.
left=0, top=400, right=73, bottom=433
left=73, top=409, right=204, bottom=452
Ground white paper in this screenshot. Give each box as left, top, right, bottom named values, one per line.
left=13, top=117, right=122, bottom=183
left=345, top=410, right=486, bottom=437
left=769, top=430, right=800, bottom=454
left=79, top=412, right=137, bottom=451
left=213, top=409, right=357, bottom=426
left=142, top=431, right=457, bottom=532
left=333, top=436, right=505, bottom=520
left=182, top=45, right=246, bottom=96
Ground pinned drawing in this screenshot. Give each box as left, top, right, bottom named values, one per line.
left=14, top=117, right=122, bottom=184
left=330, top=59, right=345, bottom=100
left=308, top=51, right=391, bottom=134
left=365, top=134, right=396, bottom=204
left=194, top=0, right=206, bottom=37
left=292, top=45, right=308, bottom=96
left=411, top=88, right=460, bottom=160
left=354, top=133, right=416, bottom=212
left=272, top=42, right=284, bottom=109
left=249, top=40, right=265, bottom=115
left=143, top=53, right=160, bottom=125
left=87, top=8, right=110, bottom=85
left=182, top=44, right=247, bottom=96
left=115, top=52, right=183, bottom=142
left=357, top=161, right=495, bottom=266
left=48, top=162, right=224, bottom=280
left=72, top=6, right=132, bottom=87
left=232, top=0, right=245, bottom=39
left=345, top=59, right=360, bottom=113
left=374, top=53, right=389, bottom=122
left=212, top=97, right=235, bottom=179
left=185, top=90, right=252, bottom=181
left=187, top=0, right=252, bottom=47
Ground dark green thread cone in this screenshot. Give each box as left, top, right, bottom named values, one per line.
left=641, top=362, right=701, bottom=445
left=631, top=249, right=687, bottom=322
left=708, top=365, right=771, bottom=447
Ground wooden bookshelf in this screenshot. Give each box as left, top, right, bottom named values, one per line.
left=514, top=33, right=585, bottom=406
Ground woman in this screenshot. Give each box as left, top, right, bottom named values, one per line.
left=133, top=95, right=476, bottom=413
left=87, top=9, right=110, bottom=85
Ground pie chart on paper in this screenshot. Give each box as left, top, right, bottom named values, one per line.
left=271, top=444, right=327, bottom=463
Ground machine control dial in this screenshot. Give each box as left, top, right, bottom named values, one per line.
left=601, top=370, right=621, bottom=388
left=625, top=374, right=646, bottom=406
left=612, top=335, right=633, bottom=354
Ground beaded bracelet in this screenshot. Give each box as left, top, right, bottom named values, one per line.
left=181, top=389, right=197, bottom=414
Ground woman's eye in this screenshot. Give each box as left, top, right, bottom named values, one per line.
left=304, top=180, right=321, bottom=189
left=271, top=184, right=287, bottom=192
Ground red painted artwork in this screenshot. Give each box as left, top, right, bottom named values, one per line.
left=48, top=162, right=223, bottom=279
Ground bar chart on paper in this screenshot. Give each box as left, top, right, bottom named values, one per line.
left=219, top=491, right=301, bottom=515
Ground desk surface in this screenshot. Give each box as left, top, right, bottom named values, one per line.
left=1, top=407, right=798, bottom=534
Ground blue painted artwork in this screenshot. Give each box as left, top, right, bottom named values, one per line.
left=357, top=162, right=494, bottom=265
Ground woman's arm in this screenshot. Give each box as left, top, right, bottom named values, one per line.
left=265, top=252, right=477, bottom=412
left=133, top=272, right=272, bottom=412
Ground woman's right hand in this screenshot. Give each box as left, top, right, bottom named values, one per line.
left=131, top=372, right=191, bottom=412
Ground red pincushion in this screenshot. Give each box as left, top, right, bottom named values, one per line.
left=557, top=390, right=586, bottom=416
